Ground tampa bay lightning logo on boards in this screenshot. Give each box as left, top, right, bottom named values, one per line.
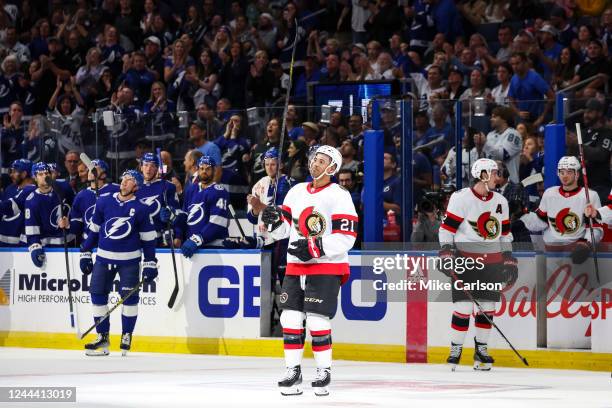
left=139, top=195, right=161, bottom=217
left=84, top=204, right=95, bottom=228
left=49, top=204, right=71, bottom=228
left=104, top=216, right=132, bottom=239
left=187, top=203, right=205, bottom=226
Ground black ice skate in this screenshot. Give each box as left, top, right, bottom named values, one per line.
left=120, top=333, right=132, bottom=356
left=447, top=342, right=463, bottom=371
left=278, top=366, right=303, bottom=396
left=85, top=333, right=110, bottom=356
left=311, top=367, right=331, bottom=396
left=473, top=338, right=494, bottom=371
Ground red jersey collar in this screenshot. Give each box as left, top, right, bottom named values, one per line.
left=470, top=187, right=493, bottom=201
left=559, top=186, right=582, bottom=197
left=307, top=181, right=333, bottom=194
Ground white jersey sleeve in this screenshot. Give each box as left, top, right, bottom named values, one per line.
left=320, top=187, right=358, bottom=257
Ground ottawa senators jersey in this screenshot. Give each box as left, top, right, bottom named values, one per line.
left=439, top=187, right=512, bottom=260
left=270, top=182, right=358, bottom=279
left=521, top=186, right=603, bottom=246
left=597, top=189, right=612, bottom=225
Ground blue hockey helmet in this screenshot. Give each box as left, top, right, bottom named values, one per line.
left=121, top=170, right=144, bottom=188
left=197, top=155, right=216, bottom=168
left=141, top=152, right=161, bottom=167
left=90, top=159, right=110, bottom=174
left=263, top=147, right=279, bottom=161
left=31, top=162, right=50, bottom=176
left=10, top=159, right=33, bottom=176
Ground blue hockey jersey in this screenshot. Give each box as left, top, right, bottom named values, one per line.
left=24, top=188, right=74, bottom=247
left=70, top=183, right=120, bottom=241
left=136, top=178, right=179, bottom=241
left=53, top=178, right=76, bottom=206
left=179, top=183, right=229, bottom=246
left=82, top=192, right=156, bottom=265
left=0, top=183, right=36, bottom=245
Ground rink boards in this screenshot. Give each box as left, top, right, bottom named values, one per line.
left=0, top=248, right=611, bottom=371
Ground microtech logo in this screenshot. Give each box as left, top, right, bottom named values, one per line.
left=0, top=268, right=11, bottom=305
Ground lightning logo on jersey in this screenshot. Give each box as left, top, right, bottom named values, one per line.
left=549, top=207, right=580, bottom=235
left=468, top=212, right=501, bottom=240
left=104, top=216, right=132, bottom=239
left=139, top=195, right=161, bottom=218
left=296, top=206, right=327, bottom=238
left=49, top=203, right=71, bottom=228
left=187, top=203, right=205, bottom=226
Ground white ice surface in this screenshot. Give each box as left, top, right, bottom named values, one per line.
left=0, top=347, right=611, bottom=408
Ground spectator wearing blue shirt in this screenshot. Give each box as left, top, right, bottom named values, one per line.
left=118, top=52, right=156, bottom=108
left=188, top=119, right=222, bottom=183
left=293, top=55, right=320, bottom=104
left=534, top=25, right=563, bottom=82
left=413, top=150, right=433, bottom=206
left=383, top=152, right=402, bottom=217
left=429, top=0, right=463, bottom=43
left=508, top=52, right=554, bottom=128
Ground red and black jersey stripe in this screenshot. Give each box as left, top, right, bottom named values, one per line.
left=279, top=205, right=292, bottom=225
left=331, top=214, right=358, bottom=237
left=501, top=219, right=510, bottom=236
left=536, top=208, right=547, bottom=223
left=441, top=211, right=463, bottom=233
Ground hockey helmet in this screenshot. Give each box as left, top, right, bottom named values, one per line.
left=312, top=145, right=342, bottom=176
left=31, top=162, right=50, bottom=176
left=263, top=147, right=279, bottom=161
left=141, top=152, right=161, bottom=167
left=90, top=159, right=110, bottom=174
left=197, top=155, right=216, bottom=168
left=557, top=156, right=580, bottom=172
left=121, top=170, right=144, bottom=188
left=471, top=158, right=498, bottom=181
left=11, top=159, right=32, bottom=176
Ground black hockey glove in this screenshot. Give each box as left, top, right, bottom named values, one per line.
left=570, top=239, right=591, bottom=265
left=287, top=237, right=325, bottom=262
left=501, top=251, right=518, bottom=287
left=261, top=205, right=283, bottom=231
left=438, top=244, right=456, bottom=278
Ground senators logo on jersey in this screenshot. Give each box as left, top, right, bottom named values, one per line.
left=468, top=212, right=501, bottom=240
left=295, top=206, right=327, bottom=238
left=549, top=207, right=580, bottom=234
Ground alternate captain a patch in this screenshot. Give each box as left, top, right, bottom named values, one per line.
left=468, top=212, right=501, bottom=240
left=549, top=207, right=580, bottom=235
left=295, top=206, right=327, bottom=238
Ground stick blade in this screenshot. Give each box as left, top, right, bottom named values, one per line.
left=80, top=153, right=95, bottom=170
left=167, top=287, right=179, bottom=309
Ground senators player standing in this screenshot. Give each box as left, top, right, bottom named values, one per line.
left=438, top=158, right=518, bottom=371
left=520, top=156, right=603, bottom=262
left=262, top=145, right=358, bottom=396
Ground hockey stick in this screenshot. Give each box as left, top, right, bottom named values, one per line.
left=270, top=17, right=299, bottom=220
left=228, top=203, right=247, bottom=240
left=520, top=173, right=543, bottom=187
left=448, top=269, right=529, bottom=366
left=156, top=148, right=180, bottom=309
left=80, top=153, right=99, bottom=198
left=80, top=277, right=145, bottom=339
left=46, top=176, right=80, bottom=337
left=575, top=123, right=600, bottom=285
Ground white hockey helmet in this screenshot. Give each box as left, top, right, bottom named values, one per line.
left=471, top=158, right=498, bottom=181
left=312, top=145, right=343, bottom=176
left=557, top=156, right=580, bottom=172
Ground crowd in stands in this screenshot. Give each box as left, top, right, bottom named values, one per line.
left=0, top=0, right=611, bottom=242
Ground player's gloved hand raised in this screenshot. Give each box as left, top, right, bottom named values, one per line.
left=261, top=206, right=283, bottom=231
left=438, top=244, right=455, bottom=278
left=222, top=236, right=264, bottom=249
left=571, top=239, right=591, bottom=264
left=501, top=251, right=518, bottom=287
left=287, top=237, right=324, bottom=262
left=142, top=260, right=158, bottom=282
left=160, top=207, right=176, bottom=224
left=181, top=234, right=203, bottom=258
left=80, top=252, right=93, bottom=275
left=29, top=243, right=46, bottom=268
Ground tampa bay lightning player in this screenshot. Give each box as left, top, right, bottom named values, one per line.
left=79, top=170, right=158, bottom=356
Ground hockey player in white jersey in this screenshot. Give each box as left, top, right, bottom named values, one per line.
left=439, top=158, right=517, bottom=371
left=262, top=145, right=358, bottom=396
left=520, top=156, right=603, bottom=263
